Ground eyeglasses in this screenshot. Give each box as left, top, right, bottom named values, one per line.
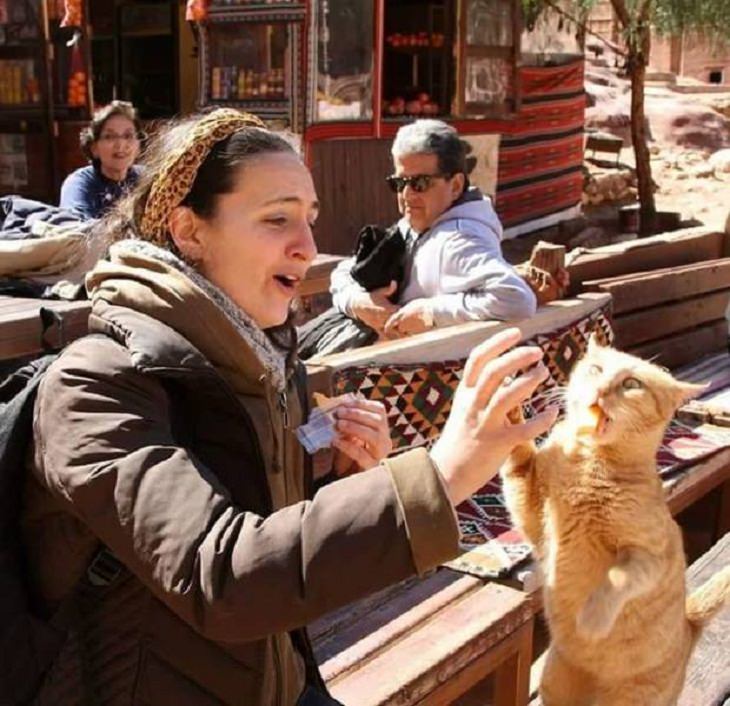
left=385, top=173, right=451, bottom=193
left=99, top=132, right=139, bottom=143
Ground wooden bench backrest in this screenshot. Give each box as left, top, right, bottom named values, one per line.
left=582, top=256, right=730, bottom=369
left=566, top=226, right=730, bottom=295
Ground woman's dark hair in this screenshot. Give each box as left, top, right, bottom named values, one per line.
left=79, top=100, right=142, bottom=161
left=99, top=112, right=297, bottom=248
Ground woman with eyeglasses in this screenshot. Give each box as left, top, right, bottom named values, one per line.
left=329, top=119, right=536, bottom=342
left=59, top=100, right=143, bottom=220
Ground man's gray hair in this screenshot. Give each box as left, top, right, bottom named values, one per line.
left=391, top=119, right=467, bottom=176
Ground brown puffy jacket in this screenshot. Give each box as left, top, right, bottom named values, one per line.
left=22, top=248, right=459, bottom=705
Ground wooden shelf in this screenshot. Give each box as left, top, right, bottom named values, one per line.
left=385, top=43, right=446, bottom=53
left=0, top=104, right=44, bottom=113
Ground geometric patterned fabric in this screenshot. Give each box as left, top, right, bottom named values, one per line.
left=333, top=303, right=615, bottom=454
left=332, top=303, right=616, bottom=577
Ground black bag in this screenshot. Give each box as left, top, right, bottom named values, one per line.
left=297, top=308, right=379, bottom=359
left=349, top=224, right=406, bottom=302
left=297, top=223, right=407, bottom=359
left=0, top=354, right=123, bottom=704
left=0, top=354, right=65, bottom=704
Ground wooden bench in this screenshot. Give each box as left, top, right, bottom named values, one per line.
left=0, top=297, right=90, bottom=361
left=307, top=281, right=730, bottom=705
left=307, top=294, right=613, bottom=704
left=312, top=572, right=534, bottom=706
left=678, top=530, right=730, bottom=705
left=585, top=131, right=624, bottom=165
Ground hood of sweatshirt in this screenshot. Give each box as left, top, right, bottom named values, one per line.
left=398, top=186, right=503, bottom=243
left=85, top=239, right=287, bottom=397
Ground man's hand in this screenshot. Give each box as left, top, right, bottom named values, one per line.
left=332, top=398, right=393, bottom=475
left=383, top=298, right=434, bottom=338
left=350, top=281, right=399, bottom=334
left=430, top=328, right=559, bottom=506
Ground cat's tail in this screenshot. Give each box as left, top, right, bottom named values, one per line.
left=686, top=565, right=730, bottom=633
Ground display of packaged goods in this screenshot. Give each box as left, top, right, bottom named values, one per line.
left=210, top=66, right=285, bottom=101
left=0, top=59, right=40, bottom=105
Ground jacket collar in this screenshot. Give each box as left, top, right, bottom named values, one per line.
left=86, top=240, right=288, bottom=396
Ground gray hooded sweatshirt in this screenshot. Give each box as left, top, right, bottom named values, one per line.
left=330, top=187, right=537, bottom=327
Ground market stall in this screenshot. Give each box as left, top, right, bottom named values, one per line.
left=195, top=0, right=585, bottom=253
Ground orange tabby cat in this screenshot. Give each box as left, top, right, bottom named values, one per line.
left=501, top=336, right=730, bottom=706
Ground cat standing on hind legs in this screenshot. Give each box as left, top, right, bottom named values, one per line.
left=501, top=335, right=730, bottom=706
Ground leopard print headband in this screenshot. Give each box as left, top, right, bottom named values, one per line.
left=139, top=108, right=266, bottom=244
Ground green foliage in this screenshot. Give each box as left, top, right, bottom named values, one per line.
left=521, top=0, right=598, bottom=31
left=523, top=0, right=730, bottom=40
left=653, top=0, right=730, bottom=40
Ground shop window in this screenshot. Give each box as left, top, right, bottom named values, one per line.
left=90, top=0, right=178, bottom=119
left=313, top=0, right=374, bottom=121
left=380, top=0, right=519, bottom=121
left=457, top=0, right=520, bottom=116
left=382, top=0, right=454, bottom=119
left=198, top=3, right=304, bottom=128
left=206, top=21, right=288, bottom=103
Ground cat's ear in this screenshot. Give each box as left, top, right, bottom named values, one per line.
left=671, top=381, right=709, bottom=408
left=586, top=332, right=604, bottom=353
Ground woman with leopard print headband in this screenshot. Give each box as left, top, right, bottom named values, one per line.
left=22, top=108, right=556, bottom=705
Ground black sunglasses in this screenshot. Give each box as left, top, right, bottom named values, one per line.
left=385, top=173, right=451, bottom=193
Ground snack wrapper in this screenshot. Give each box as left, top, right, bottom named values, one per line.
left=295, top=392, right=359, bottom=454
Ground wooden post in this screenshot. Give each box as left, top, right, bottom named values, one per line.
left=529, top=242, right=566, bottom=275
left=494, top=620, right=534, bottom=706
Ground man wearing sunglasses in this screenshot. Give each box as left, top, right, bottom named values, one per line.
left=330, top=119, right=536, bottom=339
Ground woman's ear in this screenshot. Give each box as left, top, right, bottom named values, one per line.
left=168, top=206, right=206, bottom=265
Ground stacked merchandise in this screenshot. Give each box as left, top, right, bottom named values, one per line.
left=210, top=66, right=285, bottom=101
left=0, top=59, right=39, bottom=104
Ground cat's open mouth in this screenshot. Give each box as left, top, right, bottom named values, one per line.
left=589, top=403, right=611, bottom=436
left=577, top=403, right=611, bottom=436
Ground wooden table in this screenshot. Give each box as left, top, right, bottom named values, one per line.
left=0, top=254, right=345, bottom=363
left=0, top=297, right=90, bottom=361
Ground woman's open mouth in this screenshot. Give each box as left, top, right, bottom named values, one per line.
left=273, top=274, right=301, bottom=293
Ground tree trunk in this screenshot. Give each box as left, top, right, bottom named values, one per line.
left=628, top=21, right=657, bottom=234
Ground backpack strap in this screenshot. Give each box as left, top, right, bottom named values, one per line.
left=46, top=546, right=126, bottom=705
left=293, top=361, right=317, bottom=498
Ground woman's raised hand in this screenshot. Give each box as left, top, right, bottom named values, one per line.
left=332, top=398, right=393, bottom=474
left=430, top=328, right=558, bottom=506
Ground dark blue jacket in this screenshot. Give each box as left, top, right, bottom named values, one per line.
left=59, top=163, right=142, bottom=220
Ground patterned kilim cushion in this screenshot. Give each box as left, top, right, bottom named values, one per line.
left=332, top=304, right=616, bottom=578
left=659, top=421, right=730, bottom=479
